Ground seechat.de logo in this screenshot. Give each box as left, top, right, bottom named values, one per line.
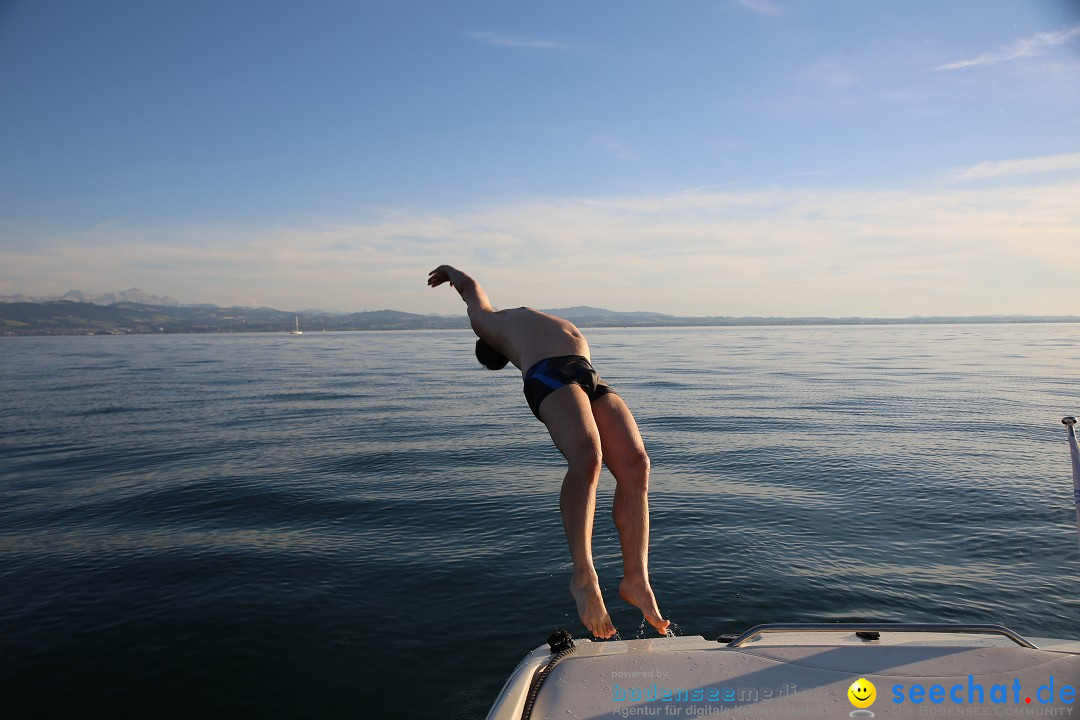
left=848, top=678, right=877, bottom=717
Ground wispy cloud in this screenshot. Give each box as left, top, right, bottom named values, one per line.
left=467, top=31, right=571, bottom=50
left=802, top=59, right=861, bottom=90
left=4, top=159, right=1077, bottom=317
left=936, top=23, right=1080, bottom=71
left=595, top=135, right=638, bottom=162
left=948, top=152, right=1080, bottom=181
left=734, top=0, right=781, bottom=18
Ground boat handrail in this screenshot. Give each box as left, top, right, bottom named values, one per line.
left=724, top=623, right=1038, bottom=649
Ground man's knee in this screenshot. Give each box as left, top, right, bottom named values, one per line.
left=566, top=439, right=603, bottom=479
left=615, top=447, right=650, bottom=489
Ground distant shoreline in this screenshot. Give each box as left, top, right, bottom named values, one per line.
left=1, top=299, right=1078, bottom=337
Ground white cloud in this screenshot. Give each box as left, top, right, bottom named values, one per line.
left=948, top=152, right=1080, bottom=181
left=734, top=0, right=781, bottom=18
left=3, top=159, right=1078, bottom=317
left=467, top=31, right=570, bottom=50
left=936, top=23, right=1080, bottom=71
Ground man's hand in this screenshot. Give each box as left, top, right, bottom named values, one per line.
left=427, top=266, right=453, bottom=288
left=426, top=265, right=494, bottom=318
left=426, top=264, right=498, bottom=344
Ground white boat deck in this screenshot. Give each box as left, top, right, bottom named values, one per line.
left=487, top=627, right=1080, bottom=720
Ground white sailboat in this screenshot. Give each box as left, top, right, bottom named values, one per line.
left=290, top=316, right=303, bottom=335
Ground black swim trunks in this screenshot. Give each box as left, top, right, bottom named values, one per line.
left=522, top=355, right=617, bottom=422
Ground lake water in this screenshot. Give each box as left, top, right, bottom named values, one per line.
left=1, top=325, right=1078, bottom=718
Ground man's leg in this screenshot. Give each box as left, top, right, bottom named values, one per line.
left=591, top=393, right=669, bottom=635
left=538, top=385, right=617, bottom=639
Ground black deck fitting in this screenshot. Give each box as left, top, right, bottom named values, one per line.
left=548, top=629, right=575, bottom=654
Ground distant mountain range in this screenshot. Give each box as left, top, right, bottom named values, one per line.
left=0, top=288, right=182, bottom=307
left=1, top=292, right=1078, bottom=336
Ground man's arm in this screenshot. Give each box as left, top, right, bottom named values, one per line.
left=427, top=264, right=497, bottom=330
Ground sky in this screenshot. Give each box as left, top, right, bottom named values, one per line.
left=1, top=0, right=1078, bottom=317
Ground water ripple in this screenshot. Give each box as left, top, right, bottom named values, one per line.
left=1, top=326, right=1078, bottom=719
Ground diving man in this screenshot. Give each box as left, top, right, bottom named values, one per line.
left=427, top=265, right=669, bottom=638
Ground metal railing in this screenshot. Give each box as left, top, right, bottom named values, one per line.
left=723, top=623, right=1037, bottom=649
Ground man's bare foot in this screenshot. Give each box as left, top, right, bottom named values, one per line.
left=619, top=576, right=670, bottom=635
left=570, top=575, right=617, bottom=639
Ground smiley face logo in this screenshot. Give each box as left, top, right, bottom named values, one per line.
left=848, top=678, right=876, bottom=709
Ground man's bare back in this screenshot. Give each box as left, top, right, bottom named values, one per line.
left=478, top=307, right=591, bottom=373
left=428, top=265, right=669, bottom=639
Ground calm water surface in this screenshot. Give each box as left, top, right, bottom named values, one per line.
left=1, top=325, right=1078, bottom=718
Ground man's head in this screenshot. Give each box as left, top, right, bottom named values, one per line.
left=476, top=338, right=509, bottom=370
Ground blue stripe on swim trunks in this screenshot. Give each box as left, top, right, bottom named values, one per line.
left=527, top=359, right=565, bottom=390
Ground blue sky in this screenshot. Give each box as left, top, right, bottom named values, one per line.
left=1, top=0, right=1078, bottom=316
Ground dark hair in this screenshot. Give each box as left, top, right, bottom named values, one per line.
left=475, top=338, right=509, bottom=370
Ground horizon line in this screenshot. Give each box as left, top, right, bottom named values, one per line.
left=2, top=296, right=1079, bottom=323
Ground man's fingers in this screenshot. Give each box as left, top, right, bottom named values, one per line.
left=428, top=267, right=449, bottom=287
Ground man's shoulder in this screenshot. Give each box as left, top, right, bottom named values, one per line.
left=494, top=306, right=538, bottom=319
left=473, top=306, right=526, bottom=331
left=503, top=307, right=566, bottom=323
